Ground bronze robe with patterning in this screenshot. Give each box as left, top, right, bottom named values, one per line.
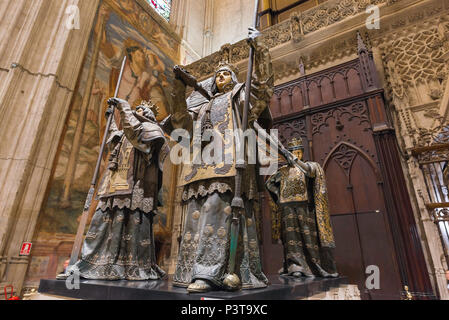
left=170, top=40, right=273, bottom=289
left=266, top=161, right=339, bottom=278
left=69, top=100, right=168, bottom=281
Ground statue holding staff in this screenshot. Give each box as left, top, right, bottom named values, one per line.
left=265, top=136, right=339, bottom=279
left=169, top=25, right=273, bottom=292
left=61, top=98, right=169, bottom=281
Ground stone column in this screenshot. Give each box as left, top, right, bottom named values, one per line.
left=169, top=0, right=187, bottom=36
left=171, top=0, right=205, bottom=64
left=0, top=0, right=100, bottom=298
left=202, top=0, right=214, bottom=57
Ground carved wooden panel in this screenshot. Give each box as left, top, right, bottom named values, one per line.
left=260, top=35, right=434, bottom=297
left=263, top=57, right=405, bottom=299
left=272, top=59, right=364, bottom=118
left=273, top=118, right=308, bottom=161
left=268, top=98, right=403, bottom=299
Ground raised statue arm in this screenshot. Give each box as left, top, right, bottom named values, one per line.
left=170, top=75, right=194, bottom=135
left=107, top=98, right=164, bottom=155
left=247, top=27, right=274, bottom=124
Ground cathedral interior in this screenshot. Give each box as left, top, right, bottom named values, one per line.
left=1, top=0, right=449, bottom=300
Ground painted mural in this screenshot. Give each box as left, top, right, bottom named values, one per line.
left=26, top=0, right=180, bottom=284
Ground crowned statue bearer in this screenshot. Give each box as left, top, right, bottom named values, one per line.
left=64, top=99, right=169, bottom=281
left=169, top=27, right=273, bottom=293
left=265, top=136, right=339, bottom=279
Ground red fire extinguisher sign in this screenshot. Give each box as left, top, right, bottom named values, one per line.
left=19, top=242, right=32, bottom=256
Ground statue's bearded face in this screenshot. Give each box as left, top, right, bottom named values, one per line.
left=215, top=70, right=233, bottom=92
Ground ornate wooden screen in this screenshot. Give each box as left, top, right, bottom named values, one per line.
left=260, top=34, right=434, bottom=299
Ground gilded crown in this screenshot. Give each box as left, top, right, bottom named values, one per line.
left=287, top=137, right=304, bottom=151
left=137, top=100, right=155, bottom=110
left=136, top=100, right=159, bottom=119
left=215, top=61, right=238, bottom=75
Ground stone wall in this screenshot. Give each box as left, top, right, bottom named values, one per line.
left=0, top=0, right=182, bottom=297
left=0, top=0, right=102, bottom=299
left=376, top=9, right=449, bottom=300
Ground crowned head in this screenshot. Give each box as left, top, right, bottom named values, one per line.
left=135, top=100, right=156, bottom=121
left=211, top=61, right=239, bottom=94
left=288, top=136, right=305, bottom=161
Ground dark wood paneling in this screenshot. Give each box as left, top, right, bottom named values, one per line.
left=374, top=130, right=435, bottom=298
left=326, top=160, right=354, bottom=215
left=291, top=86, right=304, bottom=113
left=260, top=193, right=283, bottom=275
left=264, top=38, right=434, bottom=299
left=273, top=60, right=363, bottom=117
left=356, top=212, right=402, bottom=300
left=331, top=214, right=368, bottom=299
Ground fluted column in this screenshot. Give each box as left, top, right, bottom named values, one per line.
left=202, top=0, right=214, bottom=57
left=0, top=0, right=100, bottom=298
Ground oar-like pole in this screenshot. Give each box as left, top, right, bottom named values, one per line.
left=225, top=0, right=260, bottom=290
left=68, top=56, right=127, bottom=267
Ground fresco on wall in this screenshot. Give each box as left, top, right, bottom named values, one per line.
left=27, top=0, right=180, bottom=284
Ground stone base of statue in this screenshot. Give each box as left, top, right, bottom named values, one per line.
left=37, top=275, right=349, bottom=300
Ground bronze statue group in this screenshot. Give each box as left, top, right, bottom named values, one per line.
left=59, top=27, right=338, bottom=294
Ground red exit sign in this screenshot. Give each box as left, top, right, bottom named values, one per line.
left=19, top=242, right=32, bottom=256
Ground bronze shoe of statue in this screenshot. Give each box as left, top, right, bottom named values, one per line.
left=187, top=280, right=213, bottom=293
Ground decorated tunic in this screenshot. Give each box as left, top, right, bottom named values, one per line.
left=69, top=100, right=169, bottom=281
left=170, top=39, right=274, bottom=289
left=96, top=102, right=168, bottom=214
left=266, top=160, right=338, bottom=278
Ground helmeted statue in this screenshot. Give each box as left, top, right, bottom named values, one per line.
left=265, top=136, right=339, bottom=278
left=63, top=99, right=169, bottom=281
left=169, top=28, right=273, bottom=293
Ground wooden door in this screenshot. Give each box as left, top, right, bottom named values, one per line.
left=261, top=38, right=433, bottom=298
left=311, top=102, right=402, bottom=299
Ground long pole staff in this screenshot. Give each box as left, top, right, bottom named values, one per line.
left=226, top=0, right=260, bottom=286
left=68, top=56, right=127, bottom=267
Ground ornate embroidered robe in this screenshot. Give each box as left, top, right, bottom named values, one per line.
left=170, top=41, right=273, bottom=289
left=70, top=101, right=168, bottom=281
left=266, top=161, right=339, bottom=278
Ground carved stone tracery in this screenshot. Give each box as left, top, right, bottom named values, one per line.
left=381, top=27, right=447, bottom=102
left=301, top=0, right=384, bottom=35
left=185, top=0, right=397, bottom=80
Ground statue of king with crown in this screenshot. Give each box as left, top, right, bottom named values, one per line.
left=169, top=27, right=273, bottom=293
left=265, top=136, right=339, bottom=279
left=60, top=99, right=169, bottom=281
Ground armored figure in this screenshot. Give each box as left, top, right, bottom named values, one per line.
left=65, top=99, right=168, bottom=280
left=265, top=137, right=339, bottom=278
left=170, top=28, right=273, bottom=293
